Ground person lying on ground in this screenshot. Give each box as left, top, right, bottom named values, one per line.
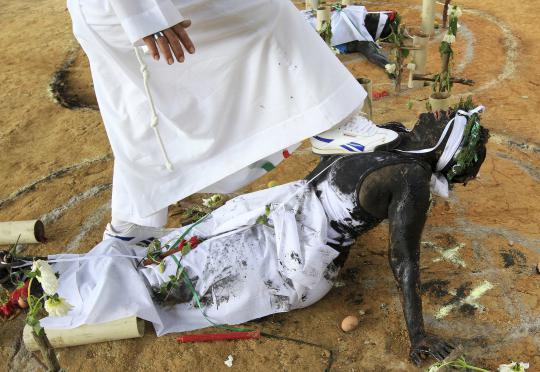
left=1, top=103, right=488, bottom=365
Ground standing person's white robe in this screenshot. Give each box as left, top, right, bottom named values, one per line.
left=67, top=0, right=366, bottom=225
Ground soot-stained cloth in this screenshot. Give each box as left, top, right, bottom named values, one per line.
left=41, top=182, right=341, bottom=335
left=67, top=0, right=366, bottom=222
left=302, top=5, right=387, bottom=46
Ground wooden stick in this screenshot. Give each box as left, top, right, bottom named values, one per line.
left=412, top=74, right=475, bottom=86
left=442, top=0, right=452, bottom=29
left=23, top=317, right=145, bottom=351
left=0, top=220, right=45, bottom=244
left=177, top=330, right=261, bottom=343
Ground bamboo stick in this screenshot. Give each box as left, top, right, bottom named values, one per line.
left=408, top=33, right=429, bottom=88
left=23, top=317, right=145, bottom=351
left=421, top=0, right=435, bottom=36
left=305, top=0, right=319, bottom=11
left=357, top=78, right=373, bottom=120
left=0, top=220, right=45, bottom=245
left=316, top=6, right=331, bottom=31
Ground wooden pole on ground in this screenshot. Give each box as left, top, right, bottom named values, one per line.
left=0, top=220, right=45, bottom=245
left=23, top=317, right=145, bottom=351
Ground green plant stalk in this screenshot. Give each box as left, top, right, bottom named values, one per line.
left=26, top=277, right=62, bottom=372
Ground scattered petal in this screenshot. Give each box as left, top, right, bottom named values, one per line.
left=498, top=362, right=529, bottom=372
left=224, top=355, right=234, bottom=368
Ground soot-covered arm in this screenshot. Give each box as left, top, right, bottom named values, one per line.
left=386, top=164, right=454, bottom=364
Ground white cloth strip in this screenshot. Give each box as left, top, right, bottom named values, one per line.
left=375, top=13, right=389, bottom=40
left=397, top=106, right=485, bottom=198
left=436, top=105, right=485, bottom=171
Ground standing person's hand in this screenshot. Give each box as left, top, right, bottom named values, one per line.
left=143, top=20, right=195, bottom=64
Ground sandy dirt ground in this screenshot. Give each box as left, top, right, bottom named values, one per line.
left=1, top=0, right=539, bottom=371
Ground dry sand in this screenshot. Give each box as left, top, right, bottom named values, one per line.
left=1, top=0, right=539, bottom=371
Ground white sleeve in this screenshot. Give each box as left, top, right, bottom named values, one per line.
left=108, top=0, right=185, bottom=45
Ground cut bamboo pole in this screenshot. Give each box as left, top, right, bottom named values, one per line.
left=305, top=0, right=319, bottom=11
left=357, top=78, right=373, bottom=120
left=421, top=0, right=436, bottom=36
left=23, top=317, right=145, bottom=351
left=408, top=32, right=429, bottom=88
left=429, top=92, right=452, bottom=111
left=0, top=220, right=45, bottom=245
left=316, top=6, right=331, bottom=31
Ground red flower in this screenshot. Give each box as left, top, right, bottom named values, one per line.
left=177, top=239, right=186, bottom=249
left=9, top=281, right=29, bottom=306
left=0, top=303, right=13, bottom=317
left=188, top=236, right=200, bottom=248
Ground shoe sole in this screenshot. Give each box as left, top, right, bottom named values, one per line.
left=311, top=136, right=401, bottom=155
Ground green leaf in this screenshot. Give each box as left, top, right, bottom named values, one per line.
left=32, top=323, right=44, bottom=335
left=181, top=242, right=192, bottom=256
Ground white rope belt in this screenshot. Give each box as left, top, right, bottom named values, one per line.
left=134, top=47, right=174, bottom=172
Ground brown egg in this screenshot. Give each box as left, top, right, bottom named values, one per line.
left=18, top=297, right=28, bottom=309
left=341, top=315, right=359, bottom=332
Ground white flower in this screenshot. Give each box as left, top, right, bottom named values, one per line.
left=447, top=5, right=462, bottom=18
left=44, top=296, right=73, bottom=317
left=224, top=355, right=234, bottom=368
left=385, top=63, right=396, bottom=74
left=443, top=33, right=456, bottom=44
left=31, top=260, right=59, bottom=296
left=499, top=362, right=529, bottom=372
left=202, top=194, right=222, bottom=208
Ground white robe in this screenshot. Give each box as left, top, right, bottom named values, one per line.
left=67, top=0, right=366, bottom=221
left=41, top=181, right=340, bottom=335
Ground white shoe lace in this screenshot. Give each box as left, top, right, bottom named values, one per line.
left=341, top=115, right=379, bottom=136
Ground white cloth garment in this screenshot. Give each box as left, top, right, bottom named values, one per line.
left=41, top=181, right=340, bottom=335
left=67, top=0, right=366, bottom=222
left=302, top=6, right=375, bottom=46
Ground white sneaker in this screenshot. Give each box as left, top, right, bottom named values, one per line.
left=102, top=223, right=175, bottom=245
left=311, top=115, right=400, bottom=155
